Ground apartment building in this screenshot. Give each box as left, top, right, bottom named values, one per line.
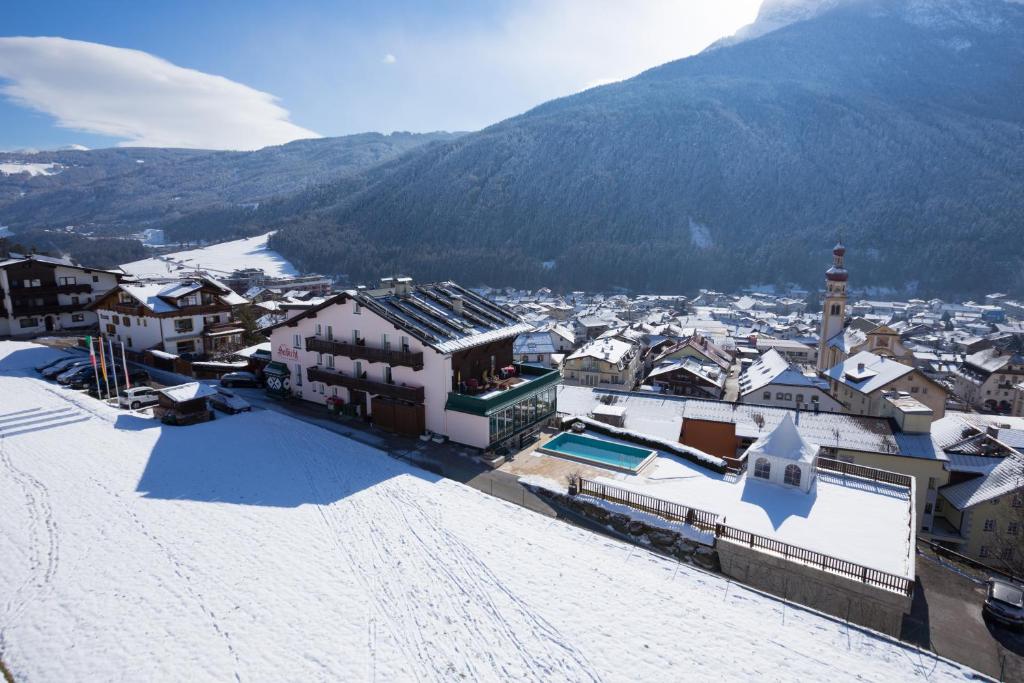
left=0, top=254, right=120, bottom=336
left=263, top=278, right=559, bottom=449
left=92, top=276, right=246, bottom=355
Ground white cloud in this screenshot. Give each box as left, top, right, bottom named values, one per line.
left=382, top=53, right=397, bottom=64
left=0, top=36, right=319, bottom=150
left=325, top=0, right=762, bottom=133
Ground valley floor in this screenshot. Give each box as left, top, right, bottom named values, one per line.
left=0, top=341, right=978, bottom=681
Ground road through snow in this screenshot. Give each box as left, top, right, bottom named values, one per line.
left=0, top=341, right=980, bottom=682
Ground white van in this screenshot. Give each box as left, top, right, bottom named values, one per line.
left=118, top=386, right=160, bottom=410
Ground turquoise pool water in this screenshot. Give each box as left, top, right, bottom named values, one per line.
left=541, top=432, right=655, bottom=473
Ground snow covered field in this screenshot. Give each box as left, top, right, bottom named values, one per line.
left=0, top=341, right=975, bottom=681
left=0, top=162, right=62, bottom=177
left=120, top=232, right=297, bottom=279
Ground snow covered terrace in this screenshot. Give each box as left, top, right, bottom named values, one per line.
left=526, top=386, right=920, bottom=579
left=0, top=342, right=970, bottom=681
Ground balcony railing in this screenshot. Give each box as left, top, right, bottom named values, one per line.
left=10, top=302, right=85, bottom=316
left=446, top=363, right=561, bottom=416
left=10, top=283, right=93, bottom=296
left=305, top=336, right=424, bottom=370
left=307, top=366, right=425, bottom=403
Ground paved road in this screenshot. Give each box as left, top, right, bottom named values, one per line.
left=902, top=551, right=1023, bottom=681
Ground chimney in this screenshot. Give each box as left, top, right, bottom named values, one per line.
left=451, top=294, right=464, bottom=315
left=395, top=276, right=413, bottom=295
left=857, top=362, right=865, bottom=373
left=380, top=276, right=395, bottom=292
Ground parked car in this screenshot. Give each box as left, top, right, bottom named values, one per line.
left=118, top=386, right=161, bottom=410
left=36, top=354, right=81, bottom=373
left=58, top=365, right=96, bottom=386
left=983, top=578, right=1024, bottom=629
left=210, top=387, right=252, bottom=415
left=42, top=358, right=89, bottom=379
left=220, top=371, right=260, bottom=388
left=83, top=370, right=151, bottom=395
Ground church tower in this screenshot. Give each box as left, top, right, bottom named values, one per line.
left=817, top=242, right=848, bottom=370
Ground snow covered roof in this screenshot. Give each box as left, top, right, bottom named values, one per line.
left=263, top=280, right=529, bottom=354
left=745, top=414, right=819, bottom=464
left=556, top=386, right=945, bottom=461
left=513, top=332, right=557, bottom=356
left=234, top=342, right=271, bottom=359
left=647, top=358, right=725, bottom=388
left=119, top=283, right=179, bottom=313
left=158, top=382, right=218, bottom=402
left=157, top=282, right=202, bottom=299
left=963, top=347, right=1023, bottom=374
left=738, top=349, right=825, bottom=396
left=566, top=337, right=637, bottom=366
left=826, top=327, right=867, bottom=353
left=940, top=454, right=1024, bottom=510
left=824, top=351, right=914, bottom=395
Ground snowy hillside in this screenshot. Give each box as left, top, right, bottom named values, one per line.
left=119, top=232, right=297, bottom=279
left=0, top=341, right=976, bottom=681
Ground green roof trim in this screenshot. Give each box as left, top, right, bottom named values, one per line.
left=445, top=363, right=561, bottom=417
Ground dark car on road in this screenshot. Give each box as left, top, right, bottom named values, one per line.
left=983, top=578, right=1024, bottom=629
left=220, top=371, right=260, bottom=388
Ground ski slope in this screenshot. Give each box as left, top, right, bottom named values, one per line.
left=120, top=232, right=298, bottom=279
left=0, top=341, right=976, bottom=681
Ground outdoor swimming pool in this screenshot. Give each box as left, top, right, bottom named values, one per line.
left=540, top=432, right=656, bottom=474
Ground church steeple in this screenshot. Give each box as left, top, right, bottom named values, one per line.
left=817, top=241, right=848, bottom=370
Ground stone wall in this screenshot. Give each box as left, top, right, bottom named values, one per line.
left=528, top=484, right=912, bottom=638
left=716, top=540, right=911, bottom=638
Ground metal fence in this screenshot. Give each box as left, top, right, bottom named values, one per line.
left=576, top=478, right=719, bottom=530
left=815, top=457, right=912, bottom=488
left=576, top=476, right=914, bottom=596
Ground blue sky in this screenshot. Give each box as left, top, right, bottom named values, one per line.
left=0, top=0, right=761, bottom=151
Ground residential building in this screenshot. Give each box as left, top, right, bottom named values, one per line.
left=513, top=326, right=575, bottom=367
left=754, top=337, right=815, bottom=365
left=263, top=277, right=558, bottom=450
left=0, top=254, right=121, bottom=337
left=952, top=345, right=1024, bottom=414
left=935, top=453, right=1024, bottom=573
left=737, top=349, right=843, bottom=412
left=562, top=337, right=641, bottom=389
left=824, top=351, right=947, bottom=420
left=645, top=357, right=725, bottom=399
left=92, top=277, right=247, bottom=356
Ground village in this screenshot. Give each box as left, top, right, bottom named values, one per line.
left=0, top=239, right=1022, bottom=680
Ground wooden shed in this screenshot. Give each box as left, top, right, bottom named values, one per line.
left=156, top=382, right=217, bottom=426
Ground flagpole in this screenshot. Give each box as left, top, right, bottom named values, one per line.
left=120, top=341, right=132, bottom=390
left=88, top=335, right=101, bottom=395
left=98, top=336, right=111, bottom=400
left=108, top=335, right=120, bottom=401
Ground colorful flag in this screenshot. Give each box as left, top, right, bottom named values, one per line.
left=120, top=342, right=131, bottom=390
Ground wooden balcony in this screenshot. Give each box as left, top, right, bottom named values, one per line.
left=307, top=366, right=425, bottom=403
left=306, top=336, right=424, bottom=370
left=10, top=302, right=84, bottom=316
left=10, top=283, right=92, bottom=296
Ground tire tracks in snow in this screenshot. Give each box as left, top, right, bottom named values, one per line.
left=0, top=433, right=60, bottom=663
left=87, top=475, right=244, bottom=683
left=284, top=424, right=601, bottom=682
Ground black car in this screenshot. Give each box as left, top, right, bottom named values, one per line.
left=84, top=370, right=150, bottom=396
left=59, top=365, right=97, bottom=386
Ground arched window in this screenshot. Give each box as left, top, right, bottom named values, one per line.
left=754, top=457, right=771, bottom=480
left=784, top=464, right=802, bottom=487
left=830, top=304, right=841, bottom=316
